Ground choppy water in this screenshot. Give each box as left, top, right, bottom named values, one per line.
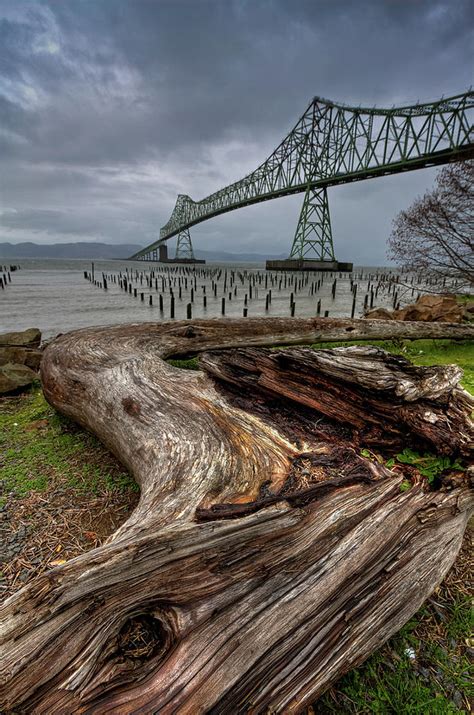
left=0, top=258, right=423, bottom=340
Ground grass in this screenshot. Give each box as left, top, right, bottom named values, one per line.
left=0, top=386, right=138, bottom=498
left=2, top=339, right=472, bottom=712
left=455, top=293, right=474, bottom=305
left=0, top=386, right=140, bottom=599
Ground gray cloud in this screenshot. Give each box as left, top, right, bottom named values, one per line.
left=0, top=0, right=472, bottom=262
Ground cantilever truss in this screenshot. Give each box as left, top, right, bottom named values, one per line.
left=132, top=91, right=474, bottom=261
left=175, top=228, right=195, bottom=260
left=290, top=186, right=335, bottom=261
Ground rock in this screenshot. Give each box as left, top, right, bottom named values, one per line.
left=24, top=350, right=42, bottom=370
left=0, top=328, right=41, bottom=348
left=0, top=347, right=28, bottom=366
left=364, top=307, right=395, bottom=320
left=0, top=346, right=42, bottom=371
left=452, top=690, right=464, bottom=709
left=394, top=294, right=464, bottom=323
left=0, top=328, right=42, bottom=391
left=0, top=363, right=38, bottom=395
left=365, top=294, right=465, bottom=323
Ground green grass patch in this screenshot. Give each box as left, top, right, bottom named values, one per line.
left=455, top=293, right=473, bottom=305
left=0, top=387, right=138, bottom=497
left=167, top=357, right=200, bottom=370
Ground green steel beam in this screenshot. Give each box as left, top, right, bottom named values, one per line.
left=289, top=186, right=335, bottom=260
left=175, top=228, right=195, bottom=260
left=132, top=91, right=474, bottom=261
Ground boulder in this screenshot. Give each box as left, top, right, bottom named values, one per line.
left=0, top=347, right=28, bottom=366
left=23, top=350, right=43, bottom=371
left=363, top=307, right=395, bottom=320
left=0, top=347, right=41, bottom=369
left=0, top=363, right=38, bottom=395
left=0, top=329, right=42, bottom=374
left=365, top=294, right=465, bottom=323
left=394, top=294, right=464, bottom=323
left=0, top=328, right=41, bottom=348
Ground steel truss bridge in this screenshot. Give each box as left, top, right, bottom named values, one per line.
left=131, top=90, right=474, bottom=264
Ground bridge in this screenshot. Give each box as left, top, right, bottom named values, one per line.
left=131, top=90, right=474, bottom=268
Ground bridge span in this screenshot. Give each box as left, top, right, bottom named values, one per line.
left=131, top=90, right=473, bottom=268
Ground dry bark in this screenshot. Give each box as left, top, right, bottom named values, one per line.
left=199, top=345, right=472, bottom=455
left=0, top=317, right=473, bottom=715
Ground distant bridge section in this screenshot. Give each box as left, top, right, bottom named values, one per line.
left=131, top=91, right=474, bottom=264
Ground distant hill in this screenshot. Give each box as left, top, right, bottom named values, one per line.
left=0, top=242, right=144, bottom=259
left=0, top=242, right=287, bottom=262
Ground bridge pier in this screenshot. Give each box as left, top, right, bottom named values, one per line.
left=268, top=186, right=352, bottom=271
left=289, top=185, right=335, bottom=261
left=159, top=245, right=168, bottom=262
left=175, top=228, right=195, bottom=261
left=134, top=240, right=205, bottom=264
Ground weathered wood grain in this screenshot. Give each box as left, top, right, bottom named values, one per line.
left=0, top=317, right=472, bottom=714
left=199, top=346, right=473, bottom=454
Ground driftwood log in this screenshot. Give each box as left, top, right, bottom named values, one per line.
left=1, top=317, right=473, bottom=714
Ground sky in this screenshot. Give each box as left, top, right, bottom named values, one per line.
left=0, top=0, right=472, bottom=263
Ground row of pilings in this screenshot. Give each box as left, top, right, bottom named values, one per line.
left=83, top=262, right=462, bottom=321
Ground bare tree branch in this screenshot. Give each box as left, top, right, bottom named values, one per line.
left=388, top=161, right=474, bottom=287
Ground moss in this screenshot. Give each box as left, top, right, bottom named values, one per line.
left=166, top=356, right=200, bottom=370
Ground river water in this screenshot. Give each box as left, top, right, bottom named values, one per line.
left=0, top=258, right=425, bottom=340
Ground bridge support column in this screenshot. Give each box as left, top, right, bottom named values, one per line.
left=175, top=228, right=195, bottom=260
left=289, top=185, right=335, bottom=261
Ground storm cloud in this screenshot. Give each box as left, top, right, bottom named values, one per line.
left=0, top=0, right=472, bottom=262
